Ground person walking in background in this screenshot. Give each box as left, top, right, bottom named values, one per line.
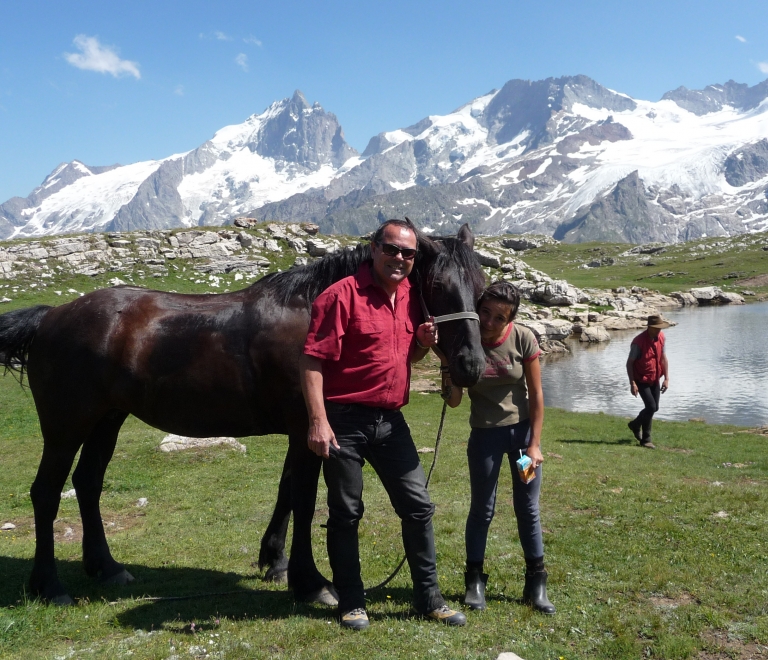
left=300, top=218, right=466, bottom=631
left=626, top=315, right=671, bottom=449
left=439, top=281, right=555, bottom=615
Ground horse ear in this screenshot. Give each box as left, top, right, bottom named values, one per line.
left=417, top=234, right=440, bottom=258
left=457, top=223, right=474, bottom=250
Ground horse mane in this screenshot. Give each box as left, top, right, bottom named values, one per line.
left=258, top=243, right=372, bottom=306
left=258, top=233, right=485, bottom=308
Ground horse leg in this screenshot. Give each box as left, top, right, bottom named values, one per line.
left=286, top=436, right=337, bottom=605
left=258, top=452, right=291, bottom=583
left=71, top=411, right=133, bottom=585
left=28, top=439, right=82, bottom=605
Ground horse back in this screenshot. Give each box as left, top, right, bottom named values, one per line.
left=27, top=286, right=310, bottom=438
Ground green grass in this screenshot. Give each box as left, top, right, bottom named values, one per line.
left=1, top=373, right=766, bottom=659
left=520, top=232, right=768, bottom=297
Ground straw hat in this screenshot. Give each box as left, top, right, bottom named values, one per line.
left=646, top=314, right=671, bottom=329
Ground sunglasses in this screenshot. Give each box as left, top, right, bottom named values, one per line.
left=376, top=242, right=418, bottom=259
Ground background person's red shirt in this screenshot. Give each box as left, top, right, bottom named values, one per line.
left=303, top=262, right=421, bottom=409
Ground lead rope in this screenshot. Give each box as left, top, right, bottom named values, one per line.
left=366, top=398, right=448, bottom=592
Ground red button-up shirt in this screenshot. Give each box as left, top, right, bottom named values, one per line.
left=304, top=262, right=421, bottom=409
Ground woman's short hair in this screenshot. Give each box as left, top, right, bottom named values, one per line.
left=477, top=281, right=521, bottom=321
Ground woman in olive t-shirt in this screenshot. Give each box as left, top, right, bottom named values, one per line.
left=439, top=281, right=554, bottom=614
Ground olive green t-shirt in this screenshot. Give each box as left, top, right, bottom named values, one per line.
left=467, top=323, right=541, bottom=429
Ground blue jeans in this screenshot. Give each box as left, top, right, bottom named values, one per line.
left=465, top=419, right=544, bottom=563
left=322, top=402, right=445, bottom=614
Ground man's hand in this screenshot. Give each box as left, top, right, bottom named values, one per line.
left=630, top=381, right=639, bottom=397
left=661, top=378, right=670, bottom=393
left=307, top=418, right=339, bottom=459
left=416, top=319, right=439, bottom=348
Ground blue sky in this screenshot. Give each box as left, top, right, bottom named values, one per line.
left=1, top=0, right=767, bottom=203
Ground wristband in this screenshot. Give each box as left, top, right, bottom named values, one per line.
left=416, top=339, right=429, bottom=349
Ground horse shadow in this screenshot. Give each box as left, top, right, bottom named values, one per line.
left=0, top=555, right=417, bottom=630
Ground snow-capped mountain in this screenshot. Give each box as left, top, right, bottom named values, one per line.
left=3, top=77, right=768, bottom=243
left=0, top=91, right=359, bottom=239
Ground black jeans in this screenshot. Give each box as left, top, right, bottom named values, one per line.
left=465, top=419, right=544, bottom=563
left=322, top=402, right=445, bottom=614
left=634, top=381, right=661, bottom=440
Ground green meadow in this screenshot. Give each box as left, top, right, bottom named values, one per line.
left=1, top=371, right=766, bottom=659
left=520, top=232, right=768, bottom=298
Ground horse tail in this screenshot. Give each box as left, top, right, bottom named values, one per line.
left=0, top=305, right=52, bottom=381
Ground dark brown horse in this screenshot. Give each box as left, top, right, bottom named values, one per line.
left=0, top=224, right=485, bottom=606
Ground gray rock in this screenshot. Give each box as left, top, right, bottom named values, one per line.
left=670, top=291, right=699, bottom=306
left=474, top=249, right=501, bottom=268
left=579, top=325, right=611, bottom=342
left=160, top=434, right=246, bottom=453
left=724, top=139, right=768, bottom=187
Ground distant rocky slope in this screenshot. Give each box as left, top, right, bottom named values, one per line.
left=1, top=223, right=750, bottom=353
left=3, top=76, right=768, bottom=245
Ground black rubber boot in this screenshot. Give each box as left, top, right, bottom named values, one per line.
left=522, top=558, right=555, bottom=614
left=464, top=565, right=488, bottom=611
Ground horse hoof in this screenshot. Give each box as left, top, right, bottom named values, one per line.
left=306, top=584, right=338, bottom=607
left=102, top=569, right=135, bottom=586
left=263, top=567, right=288, bottom=584
left=50, top=594, right=76, bottom=606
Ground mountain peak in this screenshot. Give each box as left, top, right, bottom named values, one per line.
left=662, top=78, right=768, bottom=115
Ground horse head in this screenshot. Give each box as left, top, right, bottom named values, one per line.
left=415, top=224, right=485, bottom=388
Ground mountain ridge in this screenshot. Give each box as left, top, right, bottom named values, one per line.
left=3, top=75, right=768, bottom=244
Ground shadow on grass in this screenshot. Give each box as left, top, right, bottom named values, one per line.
left=0, top=556, right=427, bottom=630
left=558, top=437, right=634, bottom=445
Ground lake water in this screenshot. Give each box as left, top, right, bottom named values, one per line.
left=539, top=301, right=768, bottom=427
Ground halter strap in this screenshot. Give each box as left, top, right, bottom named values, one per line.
left=430, top=310, right=480, bottom=324
left=416, top=276, right=479, bottom=325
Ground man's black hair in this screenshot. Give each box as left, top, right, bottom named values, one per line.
left=371, top=217, right=423, bottom=245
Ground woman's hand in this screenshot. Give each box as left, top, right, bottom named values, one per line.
left=526, top=444, right=544, bottom=469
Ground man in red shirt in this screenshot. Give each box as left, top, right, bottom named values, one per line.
left=626, top=315, right=671, bottom=449
left=301, top=219, right=467, bottom=630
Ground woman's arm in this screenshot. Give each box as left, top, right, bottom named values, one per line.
left=438, top=358, right=463, bottom=408
left=524, top=357, right=544, bottom=468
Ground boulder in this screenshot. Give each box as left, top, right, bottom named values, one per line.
left=718, top=291, right=745, bottom=304
left=670, top=291, right=698, bottom=306
left=518, top=319, right=573, bottom=341
left=160, top=434, right=246, bottom=453
left=579, top=325, right=611, bottom=342
left=474, top=249, right=501, bottom=268
left=689, top=286, right=744, bottom=305
left=532, top=280, right=581, bottom=306
left=689, top=286, right=720, bottom=302
left=501, top=237, right=545, bottom=251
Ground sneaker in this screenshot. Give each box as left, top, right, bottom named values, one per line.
left=628, top=420, right=643, bottom=442
left=426, top=605, right=467, bottom=626
left=340, top=607, right=369, bottom=630
left=640, top=439, right=656, bottom=449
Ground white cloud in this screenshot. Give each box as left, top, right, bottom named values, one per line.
left=215, top=31, right=232, bottom=41
left=243, top=35, right=262, bottom=47
left=758, top=62, right=768, bottom=74
left=174, top=84, right=184, bottom=96
left=64, top=35, right=140, bottom=79
left=735, top=35, right=747, bottom=43
left=235, top=53, right=248, bottom=72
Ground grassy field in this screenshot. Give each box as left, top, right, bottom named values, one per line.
left=1, top=371, right=766, bottom=659
left=520, top=232, right=768, bottom=298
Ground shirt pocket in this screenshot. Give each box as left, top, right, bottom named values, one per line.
left=345, top=320, right=386, bottom=365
